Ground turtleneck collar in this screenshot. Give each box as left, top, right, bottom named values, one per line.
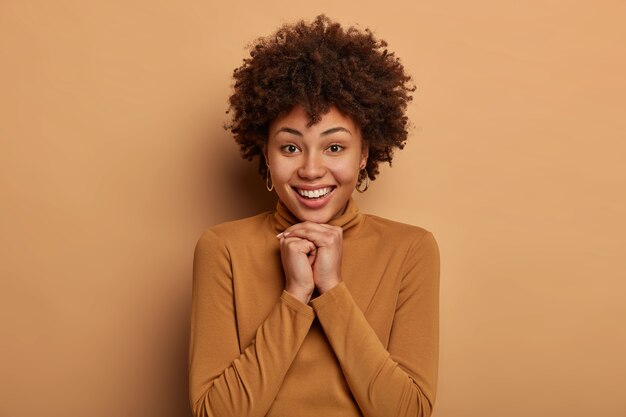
left=273, top=197, right=364, bottom=236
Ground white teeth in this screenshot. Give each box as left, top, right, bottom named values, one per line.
left=297, top=187, right=333, bottom=199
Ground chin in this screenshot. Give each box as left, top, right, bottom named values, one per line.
left=293, top=209, right=334, bottom=224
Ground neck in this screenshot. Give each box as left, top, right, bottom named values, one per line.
left=273, top=197, right=364, bottom=235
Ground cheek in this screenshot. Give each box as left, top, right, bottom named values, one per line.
left=332, top=160, right=361, bottom=183
left=268, top=159, right=295, bottom=182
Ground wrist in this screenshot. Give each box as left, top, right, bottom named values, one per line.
left=316, top=278, right=341, bottom=294
left=285, top=284, right=314, bottom=304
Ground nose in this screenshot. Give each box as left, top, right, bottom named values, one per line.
left=297, top=152, right=326, bottom=180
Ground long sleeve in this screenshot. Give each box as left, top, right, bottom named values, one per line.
left=310, top=231, right=440, bottom=417
left=189, top=230, right=315, bottom=417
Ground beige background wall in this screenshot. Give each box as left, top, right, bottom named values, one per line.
left=1, top=1, right=624, bottom=416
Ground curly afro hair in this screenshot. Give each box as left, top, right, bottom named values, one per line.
left=225, top=14, right=415, bottom=186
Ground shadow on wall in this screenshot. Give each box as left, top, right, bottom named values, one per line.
left=170, top=291, right=197, bottom=417
left=174, top=130, right=277, bottom=416
left=206, top=132, right=278, bottom=224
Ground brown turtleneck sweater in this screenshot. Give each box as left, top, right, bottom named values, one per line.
left=189, top=198, right=440, bottom=417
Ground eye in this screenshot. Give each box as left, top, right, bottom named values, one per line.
left=281, top=144, right=300, bottom=154
left=328, top=144, right=344, bottom=153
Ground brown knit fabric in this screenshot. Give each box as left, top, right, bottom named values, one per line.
left=189, top=198, right=440, bottom=416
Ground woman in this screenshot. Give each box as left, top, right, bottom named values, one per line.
left=189, top=15, right=440, bottom=417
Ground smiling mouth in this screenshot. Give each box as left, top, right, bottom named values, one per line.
left=293, top=186, right=335, bottom=199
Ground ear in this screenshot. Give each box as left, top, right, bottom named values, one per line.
left=359, top=144, right=369, bottom=169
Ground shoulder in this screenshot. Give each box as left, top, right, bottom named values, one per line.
left=363, top=213, right=435, bottom=243
left=195, top=211, right=273, bottom=251
left=361, top=215, right=439, bottom=288
left=360, top=213, right=439, bottom=266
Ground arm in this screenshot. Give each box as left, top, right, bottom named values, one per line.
left=189, top=230, right=315, bottom=417
left=310, top=231, right=440, bottom=417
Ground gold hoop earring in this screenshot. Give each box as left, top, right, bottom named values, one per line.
left=266, top=169, right=274, bottom=192
left=355, top=168, right=369, bottom=193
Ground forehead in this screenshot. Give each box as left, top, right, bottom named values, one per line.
left=269, top=105, right=359, bottom=135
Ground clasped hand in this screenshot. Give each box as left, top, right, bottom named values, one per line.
left=277, top=222, right=343, bottom=304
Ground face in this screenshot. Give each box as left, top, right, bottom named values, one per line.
left=265, top=105, right=368, bottom=224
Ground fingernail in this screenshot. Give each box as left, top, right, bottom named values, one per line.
left=276, top=232, right=283, bottom=238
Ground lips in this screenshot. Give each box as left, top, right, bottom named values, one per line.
left=294, top=186, right=334, bottom=199
left=291, top=186, right=336, bottom=209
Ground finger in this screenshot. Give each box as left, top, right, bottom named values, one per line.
left=283, top=221, right=340, bottom=233
left=280, top=228, right=341, bottom=248
left=280, top=236, right=317, bottom=254
left=316, top=223, right=342, bottom=232
left=276, top=221, right=337, bottom=240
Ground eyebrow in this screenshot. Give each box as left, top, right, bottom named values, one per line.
left=274, top=126, right=352, bottom=137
